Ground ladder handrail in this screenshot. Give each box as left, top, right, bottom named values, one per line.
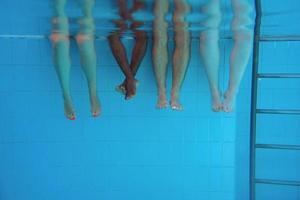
left=255, top=144, right=300, bottom=151
left=260, top=35, right=300, bottom=42
left=250, top=0, right=262, bottom=199
left=258, top=73, right=300, bottom=78
left=255, top=179, right=300, bottom=186
left=257, top=109, right=300, bottom=115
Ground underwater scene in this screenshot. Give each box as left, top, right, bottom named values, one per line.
left=0, top=0, right=300, bottom=200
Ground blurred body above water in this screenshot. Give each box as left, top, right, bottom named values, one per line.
left=49, top=0, right=255, bottom=38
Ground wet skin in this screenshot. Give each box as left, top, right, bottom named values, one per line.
left=153, top=0, right=191, bottom=110
left=50, top=0, right=101, bottom=120
left=200, top=0, right=253, bottom=112
left=108, top=0, right=148, bottom=100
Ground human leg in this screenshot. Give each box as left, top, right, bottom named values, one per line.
left=199, top=0, right=222, bottom=112
left=223, top=0, right=253, bottom=112
left=152, top=0, right=169, bottom=108
left=171, top=0, right=191, bottom=110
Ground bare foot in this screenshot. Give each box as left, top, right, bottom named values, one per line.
left=156, top=94, right=168, bottom=109
left=222, top=90, right=236, bottom=113
left=116, top=80, right=139, bottom=95
left=90, top=95, right=101, bottom=117
left=170, top=100, right=183, bottom=111
left=125, top=79, right=138, bottom=100
left=115, top=82, right=126, bottom=95
left=211, top=91, right=222, bottom=112
left=170, top=93, right=183, bottom=111
left=64, top=101, right=76, bottom=120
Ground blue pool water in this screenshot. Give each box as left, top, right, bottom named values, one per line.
left=0, top=0, right=300, bottom=200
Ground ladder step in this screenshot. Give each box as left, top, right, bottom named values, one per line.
left=257, top=109, right=300, bottom=115
left=260, top=35, right=300, bottom=42
left=255, top=178, right=300, bottom=186
left=258, top=73, right=300, bottom=78
left=255, top=144, right=300, bottom=150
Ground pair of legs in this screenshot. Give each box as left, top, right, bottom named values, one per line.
left=108, top=0, right=148, bottom=100
left=200, top=0, right=253, bottom=112
left=50, top=0, right=100, bottom=120
left=153, top=0, right=191, bottom=110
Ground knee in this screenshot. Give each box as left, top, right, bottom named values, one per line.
left=233, top=30, right=253, bottom=41
left=108, top=33, right=116, bottom=41
left=108, top=32, right=122, bottom=41
left=134, top=31, right=147, bottom=41
left=200, top=30, right=219, bottom=41
left=75, top=34, right=93, bottom=44
left=49, top=33, right=69, bottom=43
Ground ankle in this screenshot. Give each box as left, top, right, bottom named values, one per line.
left=225, top=88, right=237, bottom=97
left=171, top=90, right=179, bottom=99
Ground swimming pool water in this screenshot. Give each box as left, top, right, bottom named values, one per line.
left=0, top=0, right=300, bottom=200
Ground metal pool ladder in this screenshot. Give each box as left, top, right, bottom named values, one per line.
left=250, top=0, right=300, bottom=200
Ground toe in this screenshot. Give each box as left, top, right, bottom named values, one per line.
left=212, top=106, right=219, bottom=112
left=222, top=105, right=230, bottom=113
left=115, top=84, right=126, bottom=95
left=170, top=102, right=183, bottom=111
left=92, top=111, right=100, bottom=117
left=125, top=93, right=135, bottom=100
left=156, top=101, right=168, bottom=109
left=66, top=113, right=76, bottom=120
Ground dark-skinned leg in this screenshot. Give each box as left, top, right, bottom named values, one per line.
left=117, top=23, right=148, bottom=94
left=109, top=0, right=137, bottom=100
left=130, top=30, right=148, bottom=74
left=128, top=0, right=148, bottom=76
left=108, top=32, right=137, bottom=100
